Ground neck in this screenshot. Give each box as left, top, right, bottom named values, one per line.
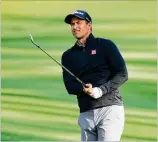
left=78, top=32, right=91, bottom=46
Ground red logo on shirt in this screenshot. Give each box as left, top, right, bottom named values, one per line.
left=91, top=50, right=96, bottom=55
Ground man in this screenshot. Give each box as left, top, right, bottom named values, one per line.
left=62, top=10, right=128, bottom=141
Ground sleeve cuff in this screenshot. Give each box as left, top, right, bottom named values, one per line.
left=99, top=85, right=108, bottom=95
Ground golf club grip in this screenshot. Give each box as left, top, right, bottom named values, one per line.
left=62, top=66, right=88, bottom=88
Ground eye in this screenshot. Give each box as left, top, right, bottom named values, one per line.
left=70, top=23, right=75, bottom=26
left=77, top=21, right=81, bottom=25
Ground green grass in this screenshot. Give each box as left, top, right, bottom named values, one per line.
left=2, top=1, right=156, bottom=141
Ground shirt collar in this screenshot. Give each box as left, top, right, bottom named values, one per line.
left=74, top=33, right=95, bottom=49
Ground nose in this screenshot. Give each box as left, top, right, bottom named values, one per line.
left=72, top=23, right=78, bottom=30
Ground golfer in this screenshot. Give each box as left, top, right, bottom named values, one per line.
left=62, top=10, right=128, bottom=141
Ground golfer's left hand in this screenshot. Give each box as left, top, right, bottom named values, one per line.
left=83, top=83, right=93, bottom=96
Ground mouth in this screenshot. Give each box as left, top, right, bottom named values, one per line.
left=73, top=30, right=80, bottom=34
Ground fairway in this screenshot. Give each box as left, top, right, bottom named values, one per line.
left=1, top=1, right=156, bottom=141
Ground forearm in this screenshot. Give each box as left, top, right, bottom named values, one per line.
left=99, top=67, right=128, bottom=94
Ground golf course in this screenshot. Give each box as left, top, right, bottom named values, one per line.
left=1, top=1, right=156, bottom=141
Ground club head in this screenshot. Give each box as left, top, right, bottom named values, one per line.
left=29, top=34, right=34, bottom=42
left=29, top=34, right=40, bottom=48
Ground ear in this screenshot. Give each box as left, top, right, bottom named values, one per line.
left=87, top=22, right=92, bottom=29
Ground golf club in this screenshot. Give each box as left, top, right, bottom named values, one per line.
left=29, top=34, right=87, bottom=88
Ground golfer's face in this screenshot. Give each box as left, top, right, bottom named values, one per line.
left=70, top=17, right=91, bottom=40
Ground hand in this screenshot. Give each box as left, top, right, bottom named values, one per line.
left=83, top=83, right=94, bottom=96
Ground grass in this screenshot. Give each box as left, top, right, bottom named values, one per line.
left=1, top=1, right=156, bottom=141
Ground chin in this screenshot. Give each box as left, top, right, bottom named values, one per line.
left=74, top=35, right=82, bottom=40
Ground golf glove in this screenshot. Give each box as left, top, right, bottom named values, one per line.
left=91, top=87, right=103, bottom=99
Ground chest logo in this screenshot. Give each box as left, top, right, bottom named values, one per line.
left=91, top=49, right=96, bottom=55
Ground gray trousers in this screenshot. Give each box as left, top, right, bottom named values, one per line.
left=78, top=105, right=125, bottom=141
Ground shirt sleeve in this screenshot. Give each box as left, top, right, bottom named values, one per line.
left=99, top=39, right=128, bottom=94
left=61, top=52, right=85, bottom=96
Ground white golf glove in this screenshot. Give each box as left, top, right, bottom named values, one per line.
left=91, top=87, right=103, bottom=99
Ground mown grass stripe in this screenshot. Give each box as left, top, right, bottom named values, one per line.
left=122, top=52, right=155, bottom=60
left=2, top=100, right=78, bottom=112
left=123, top=124, right=156, bottom=139
left=2, top=131, right=56, bottom=141
left=128, top=71, right=156, bottom=80
left=2, top=104, right=78, bottom=118
left=2, top=123, right=80, bottom=141
left=127, top=65, right=156, bottom=72
left=2, top=110, right=77, bottom=125
left=125, top=120, right=156, bottom=127
left=125, top=109, right=156, bottom=117
left=126, top=60, right=156, bottom=66
left=2, top=93, right=78, bottom=109
left=122, top=134, right=157, bottom=141
left=2, top=119, right=80, bottom=133
left=2, top=47, right=63, bottom=56
left=125, top=115, right=156, bottom=123
left=3, top=13, right=154, bottom=24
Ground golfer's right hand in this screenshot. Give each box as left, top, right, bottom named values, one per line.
left=83, top=84, right=103, bottom=99
left=83, top=83, right=93, bottom=95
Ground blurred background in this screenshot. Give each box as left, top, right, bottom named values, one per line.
left=1, top=1, right=156, bottom=141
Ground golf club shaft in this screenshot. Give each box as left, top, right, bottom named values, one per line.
left=30, top=39, right=87, bottom=87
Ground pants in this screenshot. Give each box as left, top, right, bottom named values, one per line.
left=78, top=105, right=125, bottom=141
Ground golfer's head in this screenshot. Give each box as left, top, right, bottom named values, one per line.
left=64, top=10, right=92, bottom=40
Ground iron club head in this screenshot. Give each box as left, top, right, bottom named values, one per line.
left=29, top=34, right=40, bottom=48
left=29, top=34, right=34, bottom=41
